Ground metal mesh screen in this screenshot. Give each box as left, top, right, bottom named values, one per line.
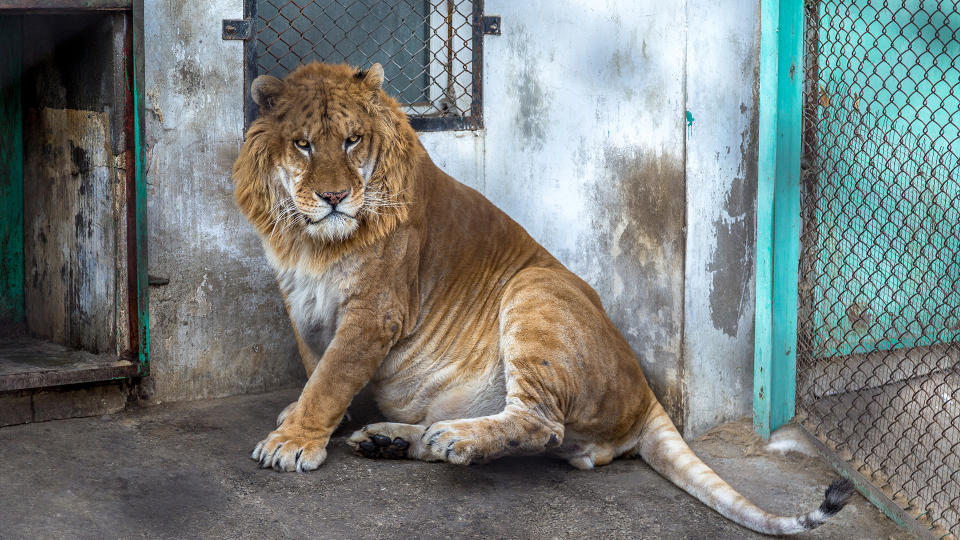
left=254, top=0, right=479, bottom=128
left=796, top=1, right=960, bottom=537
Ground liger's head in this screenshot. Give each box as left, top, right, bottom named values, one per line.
left=235, top=62, right=411, bottom=245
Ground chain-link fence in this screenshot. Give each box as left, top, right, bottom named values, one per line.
left=796, top=1, right=960, bottom=537
left=253, top=0, right=481, bottom=129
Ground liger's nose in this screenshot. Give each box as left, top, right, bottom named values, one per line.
left=317, top=189, right=350, bottom=206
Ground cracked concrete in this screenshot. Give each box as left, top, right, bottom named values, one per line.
left=0, top=389, right=910, bottom=539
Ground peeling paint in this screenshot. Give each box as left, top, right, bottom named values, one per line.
left=706, top=95, right=758, bottom=337
left=145, top=86, right=164, bottom=126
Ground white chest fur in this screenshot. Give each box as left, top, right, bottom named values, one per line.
left=265, top=248, right=350, bottom=345
left=277, top=267, right=342, bottom=330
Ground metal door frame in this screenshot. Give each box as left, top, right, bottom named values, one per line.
left=0, top=0, right=149, bottom=387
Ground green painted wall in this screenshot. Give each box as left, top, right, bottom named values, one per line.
left=808, top=0, right=960, bottom=357
left=0, top=15, right=23, bottom=324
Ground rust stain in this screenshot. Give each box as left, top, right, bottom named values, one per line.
left=819, top=84, right=830, bottom=108
left=845, top=302, right=873, bottom=332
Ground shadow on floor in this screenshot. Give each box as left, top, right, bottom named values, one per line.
left=0, top=389, right=912, bottom=539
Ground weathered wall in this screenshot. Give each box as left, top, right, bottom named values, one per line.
left=424, top=1, right=760, bottom=435
left=21, top=13, right=128, bottom=355
left=144, top=0, right=302, bottom=402
left=681, top=0, right=761, bottom=436
left=143, top=0, right=759, bottom=436
left=432, top=0, right=689, bottom=420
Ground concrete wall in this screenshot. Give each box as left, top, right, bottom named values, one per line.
left=142, top=0, right=759, bottom=436
left=423, top=0, right=761, bottom=435
left=144, top=0, right=302, bottom=402
left=681, top=1, right=760, bottom=436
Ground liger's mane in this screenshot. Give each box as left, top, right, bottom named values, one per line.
left=232, top=63, right=423, bottom=270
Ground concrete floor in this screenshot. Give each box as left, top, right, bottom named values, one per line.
left=0, top=389, right=912, bottom=539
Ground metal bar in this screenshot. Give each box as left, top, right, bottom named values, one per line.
left=770, top=0, right=803, bottom=431
left=754, top=0, right=780, bottom=440
left=754, top=0, right=804, bottom=437
left=797, top=423, right=937, bottom=540
left=0, top=360, right=140, bottom=392
left=0, top=15, right=24, bottom=324
left=123, top=9, right=138, bottom=361
left=131, top=0, right=149, bottom=372
left=469, top=0, right=483, bottom=129
left=409, top=115, right=475, bottom=132
left=800, top=1, right=819, bottom=184
left=0, top=0, right=131, bottom=10
left=243, top=0, right=258, bottom=131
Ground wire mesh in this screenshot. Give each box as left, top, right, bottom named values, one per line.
left=796, top=1, right=960, bottom=537
left=255, top=0, right=477, bottom=121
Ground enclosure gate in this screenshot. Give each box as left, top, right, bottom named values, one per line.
left=795, top=0, right=960, bottom=537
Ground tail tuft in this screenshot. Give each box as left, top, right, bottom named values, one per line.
left=820, top=478, right=855, bottom=517
left=796, top=477, right=855, bottom=532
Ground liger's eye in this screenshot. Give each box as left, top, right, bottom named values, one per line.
left=294, top=139, right=310, bottom=150
left=345, top=134, right=361, bottom=145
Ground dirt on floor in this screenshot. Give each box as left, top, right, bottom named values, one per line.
left=0, top=388, right=913, bottom=539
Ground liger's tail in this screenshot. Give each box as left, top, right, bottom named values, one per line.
left=637, top=402, right=855, bottom=535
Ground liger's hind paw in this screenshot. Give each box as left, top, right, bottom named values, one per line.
left=348, top=432, right=410, bottom=459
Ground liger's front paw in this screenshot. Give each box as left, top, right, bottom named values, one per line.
left=251, top=429, right=327, bottom=472
left=275, top=402, right=351, bottom=430
left=276, top=401, right=297, bottom=427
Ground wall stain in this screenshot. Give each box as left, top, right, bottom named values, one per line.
left=146, top=87, right=164, bottom=126
left=589, top=145, right=686, bottom=423
left=514, top=69, right=548, bottom=147
left=172, top=59, right=203, bottom=98
left=507, top=25, right=550, bottom=151
left=707, top=100, right=758, bottom=337
left=607, top=29, right=641, bottom=99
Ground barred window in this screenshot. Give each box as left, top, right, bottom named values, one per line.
left=243, top=0, right=488, bottom=131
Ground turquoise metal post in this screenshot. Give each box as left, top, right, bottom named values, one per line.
left=133, top=0, right=149, bottom=370
left=754, top=0, right=804, bottom=438
left=753, top=0, right=779, bottom=440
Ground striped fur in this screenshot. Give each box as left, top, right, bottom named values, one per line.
left=233, top=62, right=853, bottom=534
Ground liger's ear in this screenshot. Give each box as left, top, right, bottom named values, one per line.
left=355, top=63, right=384, bottom=91
left=251, top=75, right=285, bottom=112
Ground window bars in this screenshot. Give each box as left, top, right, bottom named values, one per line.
left=796, top=1, right=960, bottom=537
left=251, top=0, right=484, bottom=131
